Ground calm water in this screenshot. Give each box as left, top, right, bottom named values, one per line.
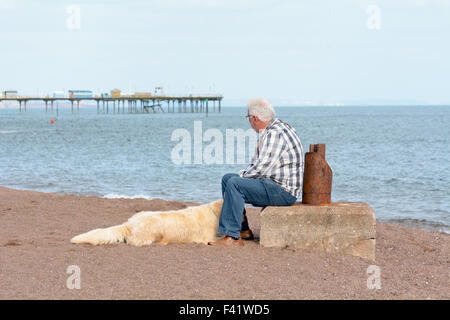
left=1, top=105, right=449, bottom=233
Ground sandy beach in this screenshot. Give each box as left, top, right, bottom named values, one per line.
left=0, top=186, right=448, bottom=300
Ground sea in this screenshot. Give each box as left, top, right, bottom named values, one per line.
left=0, top=104, right=449, bottom=233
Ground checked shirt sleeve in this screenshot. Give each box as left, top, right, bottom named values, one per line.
left=240, top=129, right=286, bottom=179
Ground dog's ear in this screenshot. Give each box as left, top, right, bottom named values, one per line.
left=209, top=199, right=223, bottom=215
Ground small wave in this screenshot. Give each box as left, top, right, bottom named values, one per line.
left=384, top=178, right=399, bottom=184
left=0, top=130, right=19, bottom=134
left=103, top=193, right=153, bottom=200
left=384, top=218, right=450, bottom=234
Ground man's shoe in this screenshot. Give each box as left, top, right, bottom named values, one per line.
left=208, top=236, right=244, bottom=247
left=240, top=229, right=254, bottom=240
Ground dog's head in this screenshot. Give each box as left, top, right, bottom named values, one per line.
left=208, top=199, right=224, bottom=217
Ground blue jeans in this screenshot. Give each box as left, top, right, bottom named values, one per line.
left=218, top=173, right=297, bottom=238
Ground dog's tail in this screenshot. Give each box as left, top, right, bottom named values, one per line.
left=70, top=223, right=131, bottom=245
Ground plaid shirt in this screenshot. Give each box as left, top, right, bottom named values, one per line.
left=239, top=118, right=304, bottom=198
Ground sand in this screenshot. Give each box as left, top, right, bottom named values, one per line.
left=0, top=186, right=448, bottom=300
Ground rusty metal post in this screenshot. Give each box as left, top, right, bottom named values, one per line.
left=302, top=144, right=332, bottom=205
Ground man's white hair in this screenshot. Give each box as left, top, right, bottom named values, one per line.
left=247, top=97, right=275, bottom=122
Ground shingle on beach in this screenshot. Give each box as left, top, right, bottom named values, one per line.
left=0, top=186, right=448, bottom=300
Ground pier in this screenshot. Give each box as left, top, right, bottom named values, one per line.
left=0, top=94, right=223, bottom=114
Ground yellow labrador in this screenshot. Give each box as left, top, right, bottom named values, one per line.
left=71, top=200, right=223, bottom=246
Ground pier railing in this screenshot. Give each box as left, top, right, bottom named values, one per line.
left=0, top=94, right=223, bottom=114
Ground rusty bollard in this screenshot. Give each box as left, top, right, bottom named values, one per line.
left=302, top=144, right=333, bottom=205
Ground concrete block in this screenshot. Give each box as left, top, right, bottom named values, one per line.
left=260, top=202, right=376, bottom=261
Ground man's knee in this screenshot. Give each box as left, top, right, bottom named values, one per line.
left=222, top=173, right=239, bottom=185
left=226, top=176, right=243, bottom=189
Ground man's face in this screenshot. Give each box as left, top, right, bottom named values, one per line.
left=247, top=113, right=258, bottom=132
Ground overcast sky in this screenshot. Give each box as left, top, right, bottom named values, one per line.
left=0, top=0, right=449, bottom=105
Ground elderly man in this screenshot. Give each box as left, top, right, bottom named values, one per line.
left=209, top=97, right=304, bottom=246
